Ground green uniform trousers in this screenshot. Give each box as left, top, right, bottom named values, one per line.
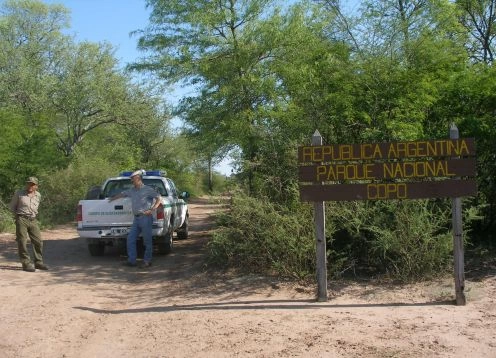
left=15, top=216, right=43, bottom=265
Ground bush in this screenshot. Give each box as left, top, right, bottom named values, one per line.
left=0, top=199, right=15, bottom=232
left=207, top=194, right=316, bottom=278
left=38, top=160, right=122, bottom=225
left=329, top=200, right=454, bottom=281
left=207, top=192, right=460, bottom=282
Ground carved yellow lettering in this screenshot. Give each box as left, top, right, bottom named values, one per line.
left=402, top=162, right=415, bottom=178
left=388, top=144, right=398, bottom=158
left=459, top=140, right=469, bottom=156
left=367, top=183, right=407, bottom=199
left=336, top=165, right=346, bottom=179
left=383, top=163, right=394, bottom=179
left=397, top=143, right=407, bottom=156
left=362, top=144, right=372, bottom=159
left=340, top=145, right=351, bottom=160
left=373, top=144, right=383, bottom=159
left=316, top=166, right=327, bottom=181
left=407, top=142, right=416, bottom=157
left=424, top=161, right=436, bottom=177
left=416, top=141, right=426, bottom=157
left=322, top=146, right=332, bottom=161
left=365, top=163, right=375, bottom=179
left=302, top=147, right=313, bottom=162
left=392, top=163, right=404, bottom=178
left=327, top=166, right=337, bottom=181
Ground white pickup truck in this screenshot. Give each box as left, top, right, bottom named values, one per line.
left=77, top=170, right=189, bottom=256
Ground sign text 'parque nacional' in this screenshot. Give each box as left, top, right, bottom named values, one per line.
left=298, top=138, right=477, bottom=201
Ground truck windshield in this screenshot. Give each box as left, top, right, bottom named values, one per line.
left=103, top=179, right=167, bottom=197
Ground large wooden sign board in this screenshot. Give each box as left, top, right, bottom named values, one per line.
left=299, top=125, right=476, bottom=305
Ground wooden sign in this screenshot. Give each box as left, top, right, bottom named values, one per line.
left=303, top=127, right=474, bottom=305
left=298, top=138, right=476, bottom=202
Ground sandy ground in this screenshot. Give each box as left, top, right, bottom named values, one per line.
left=0, top=197, right=495, bottom=358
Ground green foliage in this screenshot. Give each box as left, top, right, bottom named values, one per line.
left=206, top=194, right=457, bottom=281
left=0, top=0, right=71, bottom=113
left=0, top=109, right=68, bottom=198
left=0, top=198, right=15, bottom=232
left=329, top=200, right=454, bottom=281
left=207, top=194, right=316, bottom=278
left=456, top=0, right=496, bottom=63
left=201, top=172, right=230, bottom=195
left=37, top=159, right=122, bottom=225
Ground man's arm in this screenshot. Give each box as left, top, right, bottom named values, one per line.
left=151, top=195, right=162, bottom=211
left=144, top=191, right=162, bottom=216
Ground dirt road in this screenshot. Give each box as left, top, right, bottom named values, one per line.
left=1, top=198, right=495, bottom=357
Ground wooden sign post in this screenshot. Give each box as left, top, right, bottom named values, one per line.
left=450, top=124, right=466, bottom=305
left=312, top=130, right=327, bottom=302
left=299, top=126, right=476, bottom=305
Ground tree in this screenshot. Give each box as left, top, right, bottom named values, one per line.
left=132, top=0, right=285, bottom=193
left=47, top=41, right=130, bottom=156
left=0, top=0, right=174, bottom=199
left=0, top=0, right=70, bottom=112
left=0, top=0, right=71, bottom=195
left=456, top=0, right=496, bottom=63
left=332, top=0, right=469, bottom=141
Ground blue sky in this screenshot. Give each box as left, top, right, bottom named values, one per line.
left=44, top=0, right=150, bottom=67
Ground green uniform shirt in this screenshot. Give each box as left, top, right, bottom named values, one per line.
left=9, top=190, right=41, bottom=218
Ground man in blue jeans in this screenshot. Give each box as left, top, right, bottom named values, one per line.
left=109, top=170, right=161, bottom=268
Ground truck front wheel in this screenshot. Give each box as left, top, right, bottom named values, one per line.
left=156, top=233, right=173, bottom=255
left=176, top=215, right=189, bottom=240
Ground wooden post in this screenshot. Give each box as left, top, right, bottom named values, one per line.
left=312, top=130, right=328, bottom=302
left=450, top=123, right=466, bottom=306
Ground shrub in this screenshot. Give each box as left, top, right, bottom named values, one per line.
left=0, top=199, right=15, bottom=232
left=207, top=194, right=316, bottom=278
left=38, top=160, right=121, bottom=225
left=329, top=200, right=453, bottom=281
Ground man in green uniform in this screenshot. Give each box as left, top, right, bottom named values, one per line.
left=9, top=177, right=48, bottom=272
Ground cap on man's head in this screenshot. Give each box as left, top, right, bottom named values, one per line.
left=26, top=176, right=39, bottom=185
left=130, top=169, right=144, bottom=178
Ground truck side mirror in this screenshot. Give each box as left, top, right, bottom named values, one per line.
left=179, top=191, right=190, bottom=199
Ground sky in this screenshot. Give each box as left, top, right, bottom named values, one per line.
left=44, top=0, right=150, bottom=67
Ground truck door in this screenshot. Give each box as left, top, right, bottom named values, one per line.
left=160, top=179, right=176, bottom=227
left=166, top=179, right=182, bottom=228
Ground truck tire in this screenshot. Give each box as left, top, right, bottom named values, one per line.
left=88, top=243, right=105, bottom=256
left=176, top=215, right=189, bottom=240
left=156, top=230, right=173, bottom=255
